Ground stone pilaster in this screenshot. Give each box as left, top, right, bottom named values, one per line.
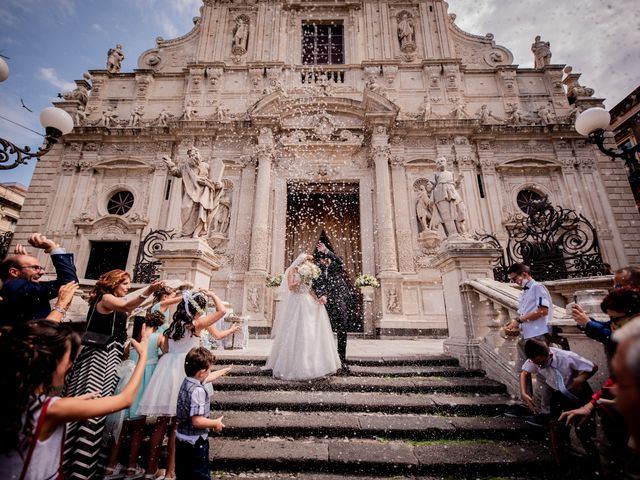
left=248, top=128, right=274, bottom=273
left=371, top=126, right=398, bottom=273
left=390, top=156, right=415, bottom=274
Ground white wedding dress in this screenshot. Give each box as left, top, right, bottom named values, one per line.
left=265, top=255, right=342, bottom=380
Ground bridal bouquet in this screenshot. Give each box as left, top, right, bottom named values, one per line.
left=297, top=261, right=321, bottom=284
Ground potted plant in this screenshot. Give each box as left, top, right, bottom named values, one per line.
left=265, top=273, right=283, bottom=288
left=354, top=274, right=380, bottom=300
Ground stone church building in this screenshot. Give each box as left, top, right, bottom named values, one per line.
left=15, top=0, right=640, bottom=336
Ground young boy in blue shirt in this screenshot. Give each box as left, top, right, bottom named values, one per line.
left=176, top=347, right=230, bottom=480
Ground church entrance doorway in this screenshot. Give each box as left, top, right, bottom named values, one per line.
left=85, top=241, right=131, bottom=280
left=285, top=181, right=363, bottom=332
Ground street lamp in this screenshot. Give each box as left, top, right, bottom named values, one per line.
left=0, top=58, right=74, bottom=170
left=575, top=107, right=640, bottom=188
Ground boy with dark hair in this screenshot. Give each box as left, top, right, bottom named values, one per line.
left=521, top=339, right=599, bottom=461
left=176, top=347, right=231, bottom=480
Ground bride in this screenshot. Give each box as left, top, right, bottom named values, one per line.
left=264, top=253, right=342, bottom=380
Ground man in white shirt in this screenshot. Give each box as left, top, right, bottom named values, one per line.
left=505, top=263, right=553, bottom=419
left=522, top=339, right=599, bottom=459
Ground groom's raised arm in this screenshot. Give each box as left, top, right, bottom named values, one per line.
left=323, top=249, right=344, bottom=267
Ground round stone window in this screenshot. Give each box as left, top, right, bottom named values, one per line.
left=107, top=190, right=134, bottom=215
left=516, top=189, right=544, bottom=215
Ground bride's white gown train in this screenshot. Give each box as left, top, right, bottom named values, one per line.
left=265, top=277, right=341, bottom=380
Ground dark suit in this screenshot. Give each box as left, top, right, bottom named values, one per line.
left=0, top=252, right=78, bottom=325
left=312, top=250, right=352, bottom=366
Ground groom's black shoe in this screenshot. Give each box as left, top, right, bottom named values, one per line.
left=337, top=364, right=351, bottom=375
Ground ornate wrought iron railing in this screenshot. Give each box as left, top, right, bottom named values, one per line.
left=0, top=230, right=14, bottom=259
left=132, top=229, right=174, bottom=284
left=476, top=199, right=607, bottom=282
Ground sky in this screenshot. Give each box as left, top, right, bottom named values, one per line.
left=0, top=0, right=638, bottom=187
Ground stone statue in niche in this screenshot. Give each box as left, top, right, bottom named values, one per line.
left=432, top=157, right=467, bottom=237
left=531, top=35, right=552, bottom=69
left=386, top=288, right=400, bottom=313
left=416, top=182, right=439, bottom=232
left=212, top=191, right=231, bottom=234
left=162, top=147, right=225, bottom=238
left=106, top=44, right=125, bottom=73
left=397, top=12, right=416, bottom=52
left=232, top=16, right=249, bottom=55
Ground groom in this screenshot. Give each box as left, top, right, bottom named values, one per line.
left=313, top=241, right=352, bottom=374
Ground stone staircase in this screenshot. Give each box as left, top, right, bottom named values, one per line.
left=207, top=355, right=561, bottom=479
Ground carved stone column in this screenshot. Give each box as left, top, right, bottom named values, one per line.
left=371, top=126, right=398, bottom=273
left=389, top=156, right=415, bottom=274
left=248, top=128, right=274, bottom=273
left=244, top=127, right=275, bottom=328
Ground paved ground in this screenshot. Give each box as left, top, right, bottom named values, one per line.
left=212, top=338, right=445, bottom=361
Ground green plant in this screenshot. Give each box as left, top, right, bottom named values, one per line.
left=354, top=274, right=380, bottom=288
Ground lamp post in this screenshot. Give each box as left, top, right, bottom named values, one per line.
left=575, top=107, right=640, bottom=190
left=0, top=58, right=74, bottom=170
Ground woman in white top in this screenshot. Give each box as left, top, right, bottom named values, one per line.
left=0, top=320, right=149, bottom=480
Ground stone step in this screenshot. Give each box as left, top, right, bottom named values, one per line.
left=212, top=390, right=515, bottom=415
left=213, top=375, right=506, bottom=395
left=209, top=437, right=553, bottom=477
left=215, top=355, right=459, bottom=367
left=212, top=410, right=543, bottom=441
left=224, top=364, right=485, bottom=378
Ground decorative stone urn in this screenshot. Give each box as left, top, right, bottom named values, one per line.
left=359, top=286, right=375, bottom=302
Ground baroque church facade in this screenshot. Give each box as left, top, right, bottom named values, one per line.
left=15, top=0, right=640, bottom=335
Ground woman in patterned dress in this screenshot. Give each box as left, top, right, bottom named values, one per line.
left=63, top=270, right=163, bottom=480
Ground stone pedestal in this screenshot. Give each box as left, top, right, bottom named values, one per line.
left=155, top=237, right=220, bottom=289
left=360, top=286, right=376, bottom=337
left=432, top=237, right=501, bottom=368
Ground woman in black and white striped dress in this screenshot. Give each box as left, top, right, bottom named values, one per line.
left=63, top=269, right=163, bottom=480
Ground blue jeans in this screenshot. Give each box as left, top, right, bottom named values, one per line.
left=176, top=437, right=209, bottom=480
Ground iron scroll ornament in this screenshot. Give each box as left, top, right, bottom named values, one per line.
left=0, top=231, right=14, bottom=260
left=133, top=229, right=175, bottom=284
left=476, top=199, right=607, bottom=282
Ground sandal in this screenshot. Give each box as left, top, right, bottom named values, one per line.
left=104, top=464, right=126, bottom=480
left=125, top=465, right=146, bottom=480
left=143, top=469, right=166, bottom=480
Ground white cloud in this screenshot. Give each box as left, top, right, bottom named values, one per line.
left=157, top=12, right=179, bottom=38
left=91, top=23, right=103, bottom=32
left=172, top=0, right=201, bottom=16
left=38, top=68, right=76, bottom=92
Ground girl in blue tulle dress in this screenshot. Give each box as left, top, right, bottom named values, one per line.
left=105, top=310, right=166, bottom=478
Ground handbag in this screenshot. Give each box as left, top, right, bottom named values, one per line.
left=82, top=298, right=115, bottom=349
left=19, top=397, right=65, bottom=480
